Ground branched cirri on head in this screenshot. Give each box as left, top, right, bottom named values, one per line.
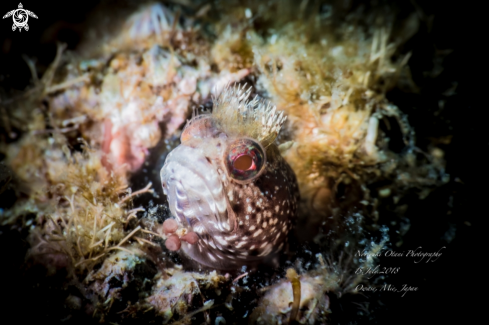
left=160, top=85, right=299, bottom=269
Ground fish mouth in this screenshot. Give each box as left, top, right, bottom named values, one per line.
left=160, top=145, right=234, bottom=236
left=160, top=144, right=287, bottom=269
left=161, top=144, right=247, bottom=268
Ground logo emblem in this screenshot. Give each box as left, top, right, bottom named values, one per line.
left=3, top=3, right=38, bottom=32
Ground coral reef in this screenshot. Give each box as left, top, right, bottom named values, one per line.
left=0, top=1, right=453, bottom=324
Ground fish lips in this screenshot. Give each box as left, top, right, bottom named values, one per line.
left=160, top=145, right=233, bottom=235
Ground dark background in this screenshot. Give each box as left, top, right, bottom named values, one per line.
left=0, top=1, right=483, bottom=324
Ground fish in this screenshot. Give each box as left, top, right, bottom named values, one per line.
left=160, top=85, right=300, bottom=269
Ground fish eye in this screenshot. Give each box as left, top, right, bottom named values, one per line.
left=225, top=138, right=266, bottom=183
left=233, top=155, right=253, bottom=170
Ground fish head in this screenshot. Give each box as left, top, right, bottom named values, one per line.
left=160, top=86, right=299, bottom=269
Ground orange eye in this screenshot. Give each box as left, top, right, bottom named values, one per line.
left=225, top=138, right=266, bottom=183
left=233, top=154, right=253, bottom=171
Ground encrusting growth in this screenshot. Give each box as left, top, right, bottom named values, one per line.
left=20, top=137, right=156, bottom=272
left=0, top=1, right=450, bottom=324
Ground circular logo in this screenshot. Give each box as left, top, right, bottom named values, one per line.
left=13, top=9, right=28, bottom=28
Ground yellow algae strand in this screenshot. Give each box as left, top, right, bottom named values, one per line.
left=286, top=268, right=301, bottom=324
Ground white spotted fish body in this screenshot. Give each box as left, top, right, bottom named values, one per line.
left=160, top=85, right=299, bottom=269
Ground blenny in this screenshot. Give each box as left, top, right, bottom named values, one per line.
left=160, top=85, right=299, bottom=269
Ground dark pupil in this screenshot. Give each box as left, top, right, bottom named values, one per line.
left=233, top=155, right=253, bottom=171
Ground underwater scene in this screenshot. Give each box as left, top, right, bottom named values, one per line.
left=0, top=1, right=480, bottom=324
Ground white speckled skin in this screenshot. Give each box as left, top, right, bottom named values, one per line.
left=160, top=110, right=299, bottom=270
